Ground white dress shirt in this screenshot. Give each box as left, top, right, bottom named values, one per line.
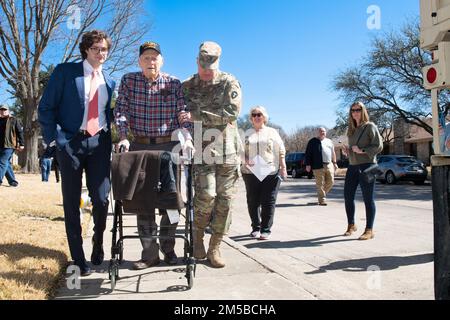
left=80, top=60, right=108, bottom=132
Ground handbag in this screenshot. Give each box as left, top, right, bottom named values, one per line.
left=361, top=163, right=383, bottom=184
left=355, top=124, right=382, bottom=183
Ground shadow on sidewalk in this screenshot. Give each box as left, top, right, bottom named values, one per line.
left=305, top=253, right=434, bottom=274
left=56, top=266, right=191, bottom=299
left=231, top=235, right=355, bottom=248
left=276, top=202, right=319, bottom=208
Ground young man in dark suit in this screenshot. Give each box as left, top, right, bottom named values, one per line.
left=38, top=30, right=116, bottom=276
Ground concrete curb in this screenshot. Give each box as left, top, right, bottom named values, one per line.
left=222, top=235, right=320, bottom=299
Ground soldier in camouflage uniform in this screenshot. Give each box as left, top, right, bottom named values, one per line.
left=181, top=41, right=241, bottom=268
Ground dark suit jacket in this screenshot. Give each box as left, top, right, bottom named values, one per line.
left=305, top=137, right=324, bottom=170
left=38, top=62, right=116, bottom=148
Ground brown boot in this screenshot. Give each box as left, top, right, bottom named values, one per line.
left=343, top=224, right=357, bottom=236
left=358, top=228, right=374, bottom=240
left=193, top=229, right=207, bottom=259
left=207, top=233, right=225, bottom=268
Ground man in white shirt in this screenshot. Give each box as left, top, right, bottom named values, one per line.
left=305, top=127, right=338, bottom=205
left=39, top=30, right=115, bottom=276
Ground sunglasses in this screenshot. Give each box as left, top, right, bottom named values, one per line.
left=351, top=108, right=362, bottom=113
left=251, top=113, right=263, bottom=118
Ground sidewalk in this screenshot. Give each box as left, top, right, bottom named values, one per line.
left=55, top=177, right=434, bottom=300
left=55, top=211, right=315, bottom=300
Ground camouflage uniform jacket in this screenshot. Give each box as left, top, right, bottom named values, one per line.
left=182, top=71, right=242, bottom=164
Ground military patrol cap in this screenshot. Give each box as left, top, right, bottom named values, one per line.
left=198, top=41, right=222, bottom=70
left=0, top=104, right=8, bottom=110
left=139, top=41, right=161, bottom=56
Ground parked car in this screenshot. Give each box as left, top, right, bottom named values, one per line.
left=285, top=152, right=313, bottom=179
left=376, top=155, right=428, bottom=185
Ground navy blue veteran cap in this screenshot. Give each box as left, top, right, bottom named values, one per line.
left=139, top=41, right=161, bottom=56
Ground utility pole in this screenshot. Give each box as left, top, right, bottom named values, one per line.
left=420, top=0, right=450, bottom=300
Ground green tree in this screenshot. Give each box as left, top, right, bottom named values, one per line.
left=331, top=19, right=450, bottom=136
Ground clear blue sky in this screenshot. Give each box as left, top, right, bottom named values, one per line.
left=0, top=0, right=419, bottom=134
left=143, top=0, right=419, bottom=134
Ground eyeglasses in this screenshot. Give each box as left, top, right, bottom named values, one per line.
left=351, top=108, right=362, bottom=113
left=251, top=113, right=263, bottom=118
left=89, top=47, right=109, bottom=54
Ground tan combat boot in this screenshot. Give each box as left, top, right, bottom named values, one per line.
left=343, top=224, right=357, bottom=236
left=207, top=233, right=225, bottom=268
left=358, top=228, right=374, bottom=240
left=193, top=229, right=207, bottom=260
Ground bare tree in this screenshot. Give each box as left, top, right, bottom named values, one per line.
left=237, top=116, right=253, bottom=132
left=284, top=126, right=324, bottom=153
left=334, top=108, right=397, bottom=145
left=0, top=0, right=147, bottom=172
left=331, top=19, right=450, bottom=137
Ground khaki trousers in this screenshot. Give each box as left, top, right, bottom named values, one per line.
left=312, top=163, right=335, bottom=204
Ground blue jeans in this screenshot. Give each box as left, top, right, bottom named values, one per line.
left=0, top=148, right=17, bottom=185
left=344, top=164, right=377, bottom=229
left=40, top=158, right=52, bottom=181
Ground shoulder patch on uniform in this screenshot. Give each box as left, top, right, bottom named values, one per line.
left=231, top=91, right=238, bottom=99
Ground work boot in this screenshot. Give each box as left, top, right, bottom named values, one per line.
left=343, top=224, right=357, bottom=236
left=358, top=228, right=374, bottom=240
left=193, top=229, right=207, bottom=260
left=207, top=233, right=225, bottom=268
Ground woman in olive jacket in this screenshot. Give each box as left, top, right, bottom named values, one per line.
left=342, top=102, right=383, bottom=240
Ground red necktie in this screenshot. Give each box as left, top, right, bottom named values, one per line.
left=86, top=71, right=100, bottom=136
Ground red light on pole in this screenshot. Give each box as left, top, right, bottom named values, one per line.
left=427, top=67, right=438, bottom=84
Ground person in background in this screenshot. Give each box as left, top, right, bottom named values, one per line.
left=305, top=127, right=338, bottom=206
left=241, top=106, right=287, bottom=240
left=39, top=141, right=57, bottom=182
left=342, top=102, right=383, bottom=240
left=0, top=104, right=24, bottom=187
left=439, top=121, right=450, bottom=155
left=52, top=150, right=60, bottom=183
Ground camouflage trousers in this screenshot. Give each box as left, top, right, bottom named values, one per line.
left=193, top=164, right=240, bottom=235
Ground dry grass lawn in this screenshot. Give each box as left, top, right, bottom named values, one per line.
left=0, top=173, right=90, bottom=300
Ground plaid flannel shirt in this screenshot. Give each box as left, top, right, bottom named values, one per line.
left=115, top=72, right=188, bottom=139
